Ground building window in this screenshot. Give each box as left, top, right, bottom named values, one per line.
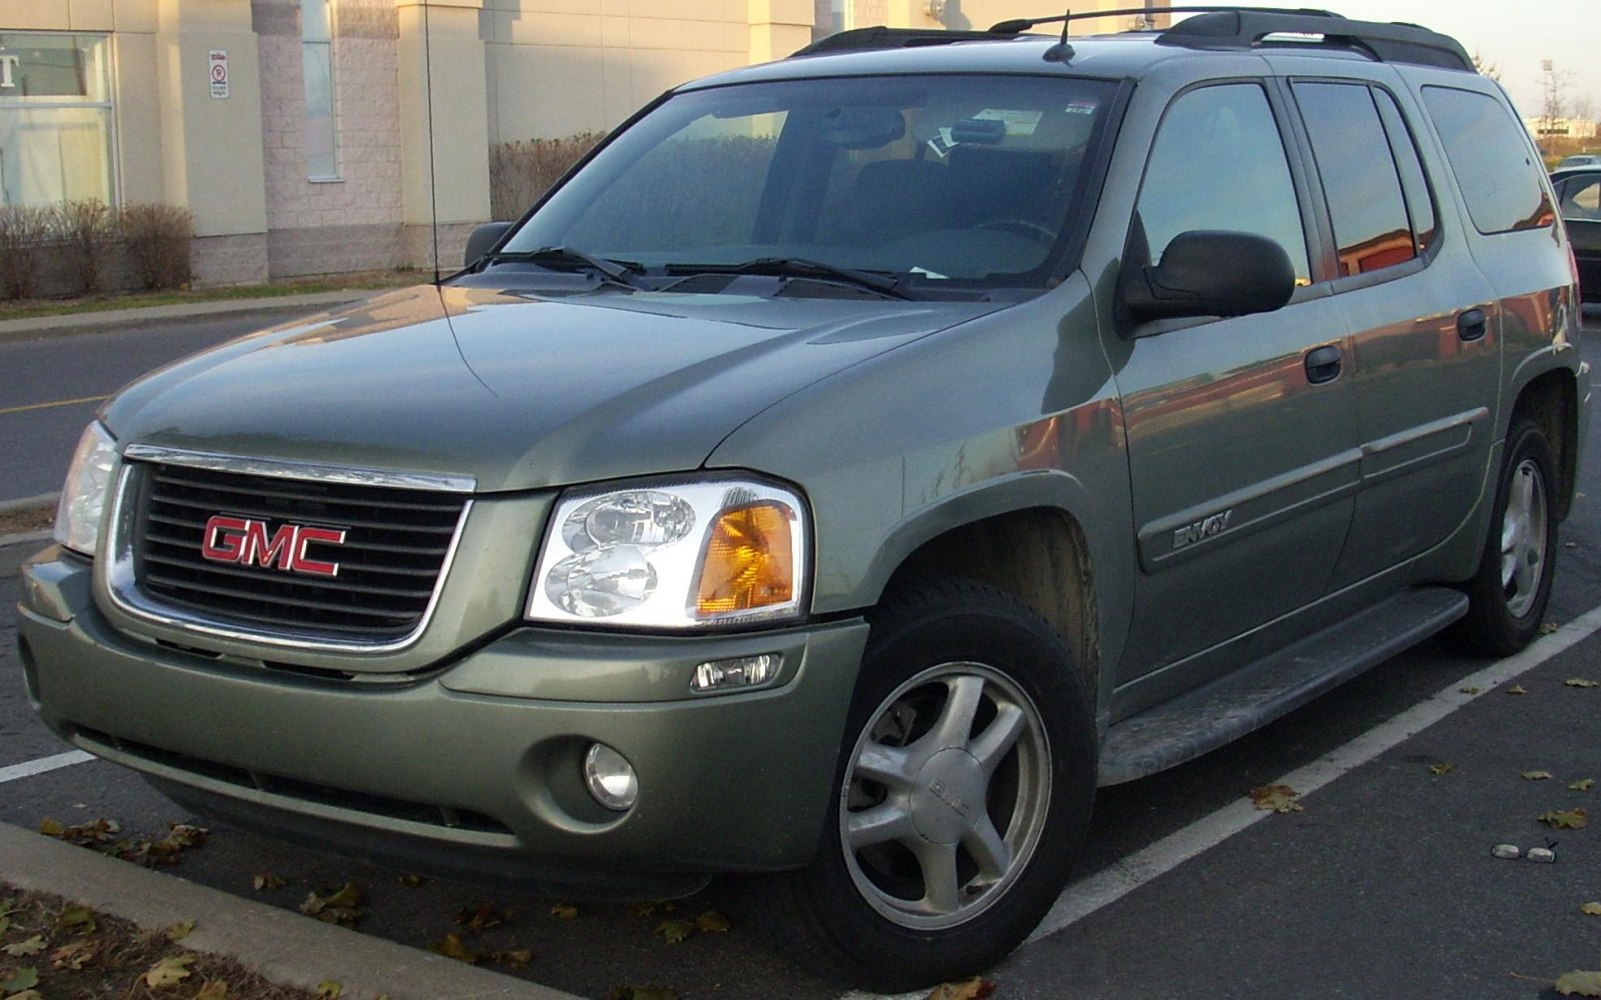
left=0, top=32, right=114, bottom=207
left=302, top=0, right=339, bottom=180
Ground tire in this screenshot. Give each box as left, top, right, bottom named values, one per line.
left=1445, top=418, right=1559, bottom=657
left=746, top=578, right=1096, bottom=992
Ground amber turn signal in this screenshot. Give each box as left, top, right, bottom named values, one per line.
left=696, top=502, right=795, bottom=616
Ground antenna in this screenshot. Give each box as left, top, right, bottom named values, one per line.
left=1043, top=8, right=1075, bottom=63
left=421, top=0, right=440, bottom=283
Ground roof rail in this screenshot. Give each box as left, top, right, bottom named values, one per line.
left=791, top=26, right=1010, bottom=57
left=990, top=7, right=1472, bottom=72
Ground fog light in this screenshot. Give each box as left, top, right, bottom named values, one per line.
left=583, top=743, right=638, bottom=812
left=690, top=653, right=780, bottom=692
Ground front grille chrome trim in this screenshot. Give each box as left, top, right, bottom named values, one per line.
left=122, top=445, right=477, bottom=494
left=104, top=457, right=475, bottom=655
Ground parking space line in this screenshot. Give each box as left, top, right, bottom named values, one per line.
left=0, top=394, right=110, bottom=417
left=1025, top=601, right=1601, bottom=944
left=0, top=750, right=95, bottom=785
left=838, top=602, right=1601, bottom=1000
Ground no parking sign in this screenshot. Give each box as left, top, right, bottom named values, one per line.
left=209, top=49, right=228, bottom=99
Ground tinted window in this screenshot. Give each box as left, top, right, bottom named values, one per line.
left=1135, top=84, right=1310, bottom=285
left=1559, top=175, right=1601, bottom=220
left=1295, top=82, right=1415, bottom=276
left=1422, top=86, right=1553, bottom=234
left=1372, top=88, right=1438, bottom=255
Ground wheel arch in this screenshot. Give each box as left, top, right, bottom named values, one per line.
left=1509, top=366, right=1580, bottom=521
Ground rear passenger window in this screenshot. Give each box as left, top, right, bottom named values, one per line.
left=1560, top=176, right=1601, bottom=220
left=1136, top=83, right=1310, bottom=285
left=1422, top=86, right=1554, bottom=234
left=1295, top=82, right=1416, bottom=276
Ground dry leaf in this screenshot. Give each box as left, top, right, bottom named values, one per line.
left=1581, top=902, right=1601, bottom=916
left=49, top=939, right=97, bottom=970
left=316, top=981, right=343, bottom=999
left=924, top=978, right=999, bottom=1000
left=694, top=910, right=731, bottom=933
left=655, top=918, right=695, bottom=943
left=431, top=933, right=479, bottom=965
left=454, top=902, right=508, bottom=933
left=0, top=967, right=39, bottom=993
left=253, top=873, right=286, bottom=891
left=1539, top=809, right=1591, bottom=830
left=1542, top=622, right=1563, bottom=635
left=550, top=901, right=579, bottom=920
left=1557, top=969, right=1601, bottom=997
left=1524, top=771, right=1555, bottom=781
left=143, top=953, right=196, bottom=988
left=1572, top=779, right=1596, bottom=792
left=1429, top=763, right=1454, bottom=776
left=2, top=936, right=45, bottom=957
left=1249, top=783, right=1304, bottom=813
left=301, top=883, right=364, bottom=927
left=57, top=904, right=96, bottom=935
left=1508, top=685, right=1528, bottom=695
left=490, top=949, right=533, bottom=968
left=627, top=901, right=675, bottom=918
left=1566, top=678, right=1600, bottom=688
left=166, top=919, right=195, bottom=941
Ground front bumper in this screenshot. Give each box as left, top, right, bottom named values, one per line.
left=17, top=547, right=868, bottom=892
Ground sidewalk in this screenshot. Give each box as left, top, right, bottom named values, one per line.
left=0, top=823, right=579, bottom=1000
left=0, top=287, right=392, bottom=342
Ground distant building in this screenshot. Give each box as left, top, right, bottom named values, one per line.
left=1525, top=115, right=1600, bottom=140
left=2, top=0, right=1162, bottom=285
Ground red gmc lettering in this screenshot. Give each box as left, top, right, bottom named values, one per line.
left=201, top=515, right=346, bottom=577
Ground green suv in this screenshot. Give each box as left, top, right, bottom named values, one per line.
left=17, top=8, right=1590, bottom=989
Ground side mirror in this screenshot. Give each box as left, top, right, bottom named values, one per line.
left=463, top=221, right=514, bottom=268
left=1121, top=230, right=1295, bottom=326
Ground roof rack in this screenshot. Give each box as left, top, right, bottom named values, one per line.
left=791, top=26, right=1011, bottom=57
left=989, top=6, right=1473, bottom=72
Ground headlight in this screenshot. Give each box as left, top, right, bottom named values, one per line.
left=54, top=421, right=119, bottom=556
left=527, top=477, right=808, bottom=628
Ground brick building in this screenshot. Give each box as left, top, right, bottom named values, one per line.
left=1, top=0, right=1156, bottom=284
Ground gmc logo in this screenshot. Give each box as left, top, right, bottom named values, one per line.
left=201, top=515, right=347, bottom=578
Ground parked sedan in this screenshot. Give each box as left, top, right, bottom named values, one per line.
left=1557, top=153, right=1601, bottom=170
left=1553, top=166, right=1601, bottom=301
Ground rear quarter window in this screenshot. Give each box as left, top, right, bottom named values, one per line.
left=1421, top=86, right=1553, bottom=234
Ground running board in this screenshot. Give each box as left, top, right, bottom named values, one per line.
left=1097, top=587, right=1468, bottom=786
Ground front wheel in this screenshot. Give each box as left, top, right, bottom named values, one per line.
left=1445, top=418, right=1560, bottom=656
left=747, top=578, right=1096, bottom=991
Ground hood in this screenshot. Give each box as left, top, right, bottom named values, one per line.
left=103, top=283, right=998, bottom=492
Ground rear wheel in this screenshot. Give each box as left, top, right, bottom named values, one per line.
left=748, top=578, right=1096, bottom=991
left=1446, top=418, right=1559, bottom=656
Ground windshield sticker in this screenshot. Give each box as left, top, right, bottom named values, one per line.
left=1064, top=101, right=1098, bottom=116
left=926, top=129, right=957, bottom=159
left=973, top=108, right=1043, bottom=135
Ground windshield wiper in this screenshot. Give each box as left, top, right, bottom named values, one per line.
left=482, top=246, right=642, bottom=288
left=664, top=258, right=912, bottom=300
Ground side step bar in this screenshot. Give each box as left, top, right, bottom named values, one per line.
left=1097, top=587, right=1468, bottom=786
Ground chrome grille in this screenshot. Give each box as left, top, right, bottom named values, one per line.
left=130, top=463, right=468, bottom=642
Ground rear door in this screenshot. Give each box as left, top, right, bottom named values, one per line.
left=1285, top=76, right=1502, bottom=589
left=1554, top=171, right=1601, bottom=300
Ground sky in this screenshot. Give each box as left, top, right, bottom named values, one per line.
left=1221, top=1, right=1597, bottom=118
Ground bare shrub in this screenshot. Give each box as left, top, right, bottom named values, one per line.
left=121, top=203, right=195, bottom=290
left=54, top=198, right=117, bottom=294
left=0, top=205, right=53, bottom=300
left=489, top=132, right=604, bottom=220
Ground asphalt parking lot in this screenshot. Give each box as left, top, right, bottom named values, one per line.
left=4, top=307, right=1601, bottom=999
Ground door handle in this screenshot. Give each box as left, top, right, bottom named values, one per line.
left=1457, top=308, right=1488, bottom=342
left=1305, top=344, right=1342, bottom=385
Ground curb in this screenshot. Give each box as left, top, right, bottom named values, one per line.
left=0, top=822, right=582, bottom=1000
left=0, top=289, right=390, bottom=342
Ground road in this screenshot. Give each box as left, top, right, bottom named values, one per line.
left=4, top=308, right=1601, bottom=999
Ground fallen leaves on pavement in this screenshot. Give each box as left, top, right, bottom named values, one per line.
left=1572, top=779, right=1596, bottom=792
left=1539, top=809, right=1591, bottom=830
left=1524, top=771, right=1555, bottom=781
left=1249, top=784, right=1304, bottom=813
left=143, top=953, right=196, bottom=988
left=1556, top=965, right=1601, bottom=997
left=1581, top=903, right=1601, bottom=917
left=253, top=873, right=287, bottom=892
left=1565, top=678, right=1600, bottom=688
left=454, top=902, right=510, bottom=934
left=299, top=883, right=364, bottom=927
left=430, top=932, right=479, bottom=965
left=924, top=978, right=998, bottom=1000
left=1429, top=763, right=1455, bottom=776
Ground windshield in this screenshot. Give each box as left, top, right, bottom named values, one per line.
left=501, top=74, right=1117, bottom=296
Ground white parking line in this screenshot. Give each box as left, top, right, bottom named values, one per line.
left=0, top=750, right=95, bottom=785
left=838, top=601, right=1601, bottom=1000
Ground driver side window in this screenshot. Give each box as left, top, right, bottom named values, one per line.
left=1135, top=84, right=1311, bottom=286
